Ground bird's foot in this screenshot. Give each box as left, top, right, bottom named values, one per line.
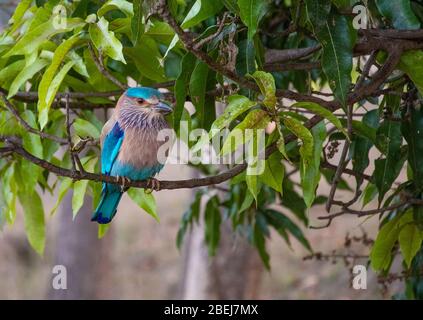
left=116, top=175, right=131, bottom=192
left=145, top=178, right=161, bottom=194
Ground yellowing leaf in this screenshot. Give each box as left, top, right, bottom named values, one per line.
left=283, top=117, right=314, bottom=166
left=221, top=109, right=270, bottom=156
left=249, top=71, right=276, bottom=109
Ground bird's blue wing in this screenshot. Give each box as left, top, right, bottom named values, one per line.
left=101, top=121, right=124, bottom=175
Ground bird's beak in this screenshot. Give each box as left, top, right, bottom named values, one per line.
left=154, top=101, right=173, bottom=115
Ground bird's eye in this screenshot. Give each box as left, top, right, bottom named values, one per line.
left=136, top=98, right=145, bottom=104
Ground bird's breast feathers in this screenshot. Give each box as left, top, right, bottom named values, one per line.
left=117, top=126, right=167, bottom=169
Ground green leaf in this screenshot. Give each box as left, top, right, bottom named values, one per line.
left=127, top=188, right=159, bottom=222
left=174, top=53, right=196, bottom=133
left=305, top=0, right=332, bottom=32
left=98, top=224, right=111, bottom=239
left=18, top=191, right=45, bottom=255
left=341, top=119, right=377, bottom=143
left=89, top=16, right=126, bottom=63
left=145, top=22, right=175, bottom=45
left=238, top=0, right=269, bottom=39
left=236, top=39, right=256, bottom=77
left=204, top=196, right=221, bottom=256
left=376, top=0, right=420, bottom=30
left=373, top=119, right=403, bottom=203
left=292, top=102, right=348, bottom=138
left=253, top=216, right=270, bottom=269
left=246, top=172, right=260, bottom=204
left=125, top=35, right=166, bottom=82
left=68, top=51, right=89, bottom=78
left=5, top=18, right=85, bottom=57
left=398, top=211, right=423, bottom=268
left=131, top=0, right=144, bottom=45
left=98, top=0, right=134, bottom=17
left=0, top=60, right=25, bottom=87
left=362, top=182, right=378, bottom=208
left=37, top=34, right=81, bottom=123
left=189, top=60, right=216, bottom=129
left=211, top=95, right=256, bottom=131
left=8, top=0, right=32, bottom=33
left=399, top=51, right=423, bottom=95
left=221, top=109, right=270, bottom=155
left=317, top=14, right=355, bottom=105
left=2, top=163, right=17, bottom=224
left=300, top=121, right=326, bottom=208
left=351, top=109, right=379, bottom=188
left=181, top=0, right=224, bottom=29
left=370, top=213, right=402, bottom=271
left=261, top=152, right=284, bottom=194
left=73, top=118, right=101, bottom=139
left=38, top=60, right=75, bottom=129
left=8, top=59, right=49, bottom=98
left=265, top=209, right=312, bottom=252
left=176, top=191, right=202, bottom=249
left=401, top=104, right=423, bottom=191
left=222, top=0, right=239, bottom=13
left=281, top=181, right=308, bottom=225
left=275, top=122, right=289, bottom=161
left=20, top=111, right=43, bottom=193
left=249, top=71, right=276, bottom=109
left=238, top=190, right=254, bottom=213
left=283, top=116, right=314, bottom=166
left=50, top=178, right=73, bottom=215
left=21, top=111, right=43, bottom=158
left=72, top=157, right=97, bottom=217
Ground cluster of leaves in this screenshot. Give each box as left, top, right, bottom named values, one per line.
left=1, top=0, right=423, bottom=298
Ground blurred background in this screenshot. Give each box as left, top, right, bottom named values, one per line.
left=0, top=1, right=403, bottom=300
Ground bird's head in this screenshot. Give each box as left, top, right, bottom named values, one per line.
left=120, top=87, right=173, bottom=115
left=117, top=87, right=173, bottom=129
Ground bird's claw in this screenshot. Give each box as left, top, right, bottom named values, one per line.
left=145, top=178, right=160, bottom=194
left=116, top=176, right=131, bottom=192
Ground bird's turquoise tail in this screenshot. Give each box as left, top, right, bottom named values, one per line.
left=92, top=184, right=123, bottom=224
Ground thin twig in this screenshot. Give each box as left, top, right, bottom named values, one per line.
left=193, top=12, right=229, bottom=50
left=65, top=93, right=77, bottom=173
left=325, top=103, right=353, bottom=212
left=88, top=43, right=128, bottom=90
left=0, top=93, right=67, bottom=144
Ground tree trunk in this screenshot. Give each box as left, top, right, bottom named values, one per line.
left=48, top=192, right=113, bottom=299
left=179, top=220, right=263, bottom=299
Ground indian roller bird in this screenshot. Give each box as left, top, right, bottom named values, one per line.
left=92, top=87, right=173, bottom=224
